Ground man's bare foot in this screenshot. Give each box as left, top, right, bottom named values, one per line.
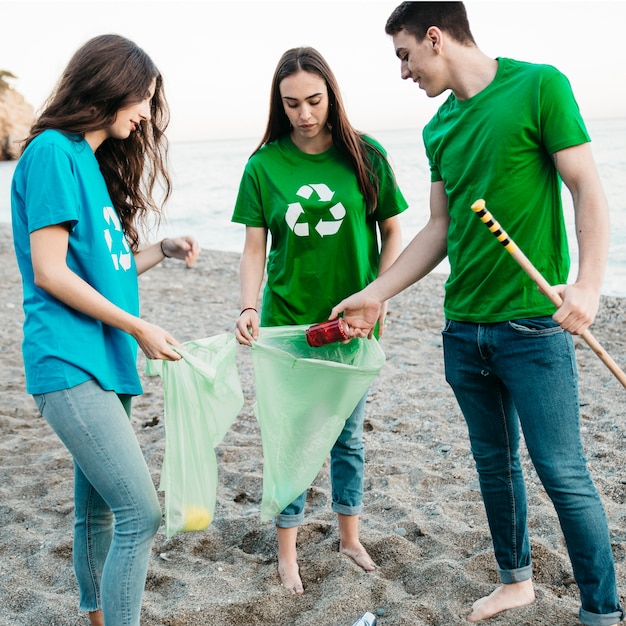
left=278, top=558, right=304, bottom=595
left=468, top=580, right=535, bottom=622
left=339, top=540, right=377, bottom=572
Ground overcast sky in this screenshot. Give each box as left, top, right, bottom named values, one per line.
left=2, top=1, right=625, bottom=143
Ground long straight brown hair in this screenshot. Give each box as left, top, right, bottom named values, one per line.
left=256, top=47, right=382, bottom=214
left=24, top=34, right=171, bottom=251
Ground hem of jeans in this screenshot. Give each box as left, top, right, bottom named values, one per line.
left=275, top=513, right=304, bottom=528
left=579, top=606, right=625, bottom=626
left=79, top=603, right=100, bottom=613
left=497, top=564, right=533, bottom=584
left=332, top=502, right=363, bottom=516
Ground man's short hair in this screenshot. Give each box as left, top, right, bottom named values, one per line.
left=385, top=2, right=476, bottom=45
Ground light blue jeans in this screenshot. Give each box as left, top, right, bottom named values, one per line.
left=34, top=379, right=162, bottom=626
left=276, top=393, right=367, bottom=527
left=442, top=317, right=623, bottom=626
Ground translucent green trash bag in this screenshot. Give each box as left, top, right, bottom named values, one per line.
left=250, top=325, right=385, bottom=522
left=145, top=334, right=243, bottom=538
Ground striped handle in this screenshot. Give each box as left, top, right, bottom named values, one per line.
left=471, top=199, right=519, bottom=255
left=471, top=199, right=626, bottom=389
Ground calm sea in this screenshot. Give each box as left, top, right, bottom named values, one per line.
left=1, top=118, right=625, bottom=297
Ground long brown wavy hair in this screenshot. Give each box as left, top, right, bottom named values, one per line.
left=256, top=47, right=382, bottom=214
left=23, top=34, right=171, bottom=251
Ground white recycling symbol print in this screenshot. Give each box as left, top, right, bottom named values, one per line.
left=103, top=206, right=132, bottom=271
left=285, top=183, right=346, bottom=237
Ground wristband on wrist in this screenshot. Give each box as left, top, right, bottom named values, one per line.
left=240, top=307, right=258, bottom=316
left=160, top=239, right=171, bottom=258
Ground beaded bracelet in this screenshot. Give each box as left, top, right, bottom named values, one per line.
left=240, top=307, right=258, bottom=316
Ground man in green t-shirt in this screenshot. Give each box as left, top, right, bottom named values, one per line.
left=331, top=3, right=622, bottom=625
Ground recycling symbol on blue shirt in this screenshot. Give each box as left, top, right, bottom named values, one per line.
left=103, top=205, right=133, bottom=271
left=285, top=183, right=346, bottom=237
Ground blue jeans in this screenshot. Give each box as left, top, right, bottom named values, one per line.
left=34, top=379, right=162, bottom=626
left=276, top=393, right=367, bottom=527
left=442, top=317, right=623, bottom=626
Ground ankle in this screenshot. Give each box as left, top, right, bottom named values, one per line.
left=88, top=610, right=104, bottom=626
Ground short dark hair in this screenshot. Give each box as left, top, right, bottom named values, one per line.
left=385, top=2, right=475, bottom=45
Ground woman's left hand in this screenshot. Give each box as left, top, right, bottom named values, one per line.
left=162, top=236, right=201, bottom=268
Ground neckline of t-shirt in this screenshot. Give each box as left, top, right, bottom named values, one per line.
left=451, top=56, right=508, bottom=109
left=283, top=135, right=338, bottom=160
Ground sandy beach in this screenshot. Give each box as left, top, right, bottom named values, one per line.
left=1, top=222, right=625, bottom=626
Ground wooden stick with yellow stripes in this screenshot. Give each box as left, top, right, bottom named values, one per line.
left=471, top=198, right=626, bottom=389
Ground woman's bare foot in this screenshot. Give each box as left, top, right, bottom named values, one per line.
left=278, top=557, right=304, bottom=595
left=468, top=580, right=535, bottom=622
left=276, top=525, right=304, bottom=595
left=339, top=540, right=377, bottom=571
left=337, top=513, right=377, bottom=571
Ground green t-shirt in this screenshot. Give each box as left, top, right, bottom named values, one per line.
left=232, top=135, right=408, bottom=325
left=424, top=57, right=590, bottom=322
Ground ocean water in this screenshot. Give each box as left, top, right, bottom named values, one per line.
left=1, top=118, right=625, bottom=296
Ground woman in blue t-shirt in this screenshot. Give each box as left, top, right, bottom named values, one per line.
left=11, top=35, right=200, bottom=626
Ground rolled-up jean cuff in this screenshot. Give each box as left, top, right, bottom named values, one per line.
left=332, top=502, right=362, bottom=516
left=275, top=512, right=305, bottom=528
left=579, top=607, right=624, bottom=626
left=497, top=564, right=533, bottom=584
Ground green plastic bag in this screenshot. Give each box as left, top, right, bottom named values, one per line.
left=145, top=334, right=243, bottom=538
left=250, top=325, right=385, bottom=522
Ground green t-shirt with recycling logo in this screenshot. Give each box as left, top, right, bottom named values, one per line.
left=232, top=134, right=408, bottom=325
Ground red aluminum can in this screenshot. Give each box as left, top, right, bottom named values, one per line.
left=305, top=319, right=350, bottom=347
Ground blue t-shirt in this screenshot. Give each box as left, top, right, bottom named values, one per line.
left=11, top=130, right=143, bottom=395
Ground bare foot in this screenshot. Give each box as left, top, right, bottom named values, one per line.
left=278, top=558, right=304, bottom=595
left=276, top=526, right=304, bottom=595
left=337, top=514, right=377, bottom=571
left=468, top=580, right=535, bottom=622
left=339, top=540, right=378, bottom=572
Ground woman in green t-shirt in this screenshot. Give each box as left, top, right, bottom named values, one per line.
left=232, top=47, right=408, bottom=595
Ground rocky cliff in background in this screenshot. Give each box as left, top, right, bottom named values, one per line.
left=0, top=71, right=34, bottom=161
